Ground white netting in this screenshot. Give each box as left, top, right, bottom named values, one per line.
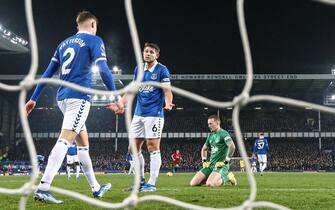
left=0, top=0, right=334, bottom=209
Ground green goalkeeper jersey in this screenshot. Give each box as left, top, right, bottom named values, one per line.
left=205, top=128, right=232, bottom=166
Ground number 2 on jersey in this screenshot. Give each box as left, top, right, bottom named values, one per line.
left=61, top=47, right=75, bottom=75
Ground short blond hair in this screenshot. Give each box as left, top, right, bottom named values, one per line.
left=208, top=115, right=220, bottom=122
left=76, top=10, right=98, bottom=25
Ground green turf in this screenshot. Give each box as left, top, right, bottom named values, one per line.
left=0, top=172, right=335, bottom=209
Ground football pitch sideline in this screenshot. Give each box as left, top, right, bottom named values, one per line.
left=0, top=172, right=334, bottom=210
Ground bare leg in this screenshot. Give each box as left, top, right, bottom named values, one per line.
left=206, top=172, right=222, bottom=187
left=190, top=171, right=207, bottom=186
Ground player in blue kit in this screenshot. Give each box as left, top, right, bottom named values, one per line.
left=250, top=155, right=257, bottom=173
left=66, top=141, right=80, bottom=180
left=36, top=154, right=45, bottom=174
left=126, top=149, right=135, bottom=175
left=252, top=133, right=270, bottom=176
left=25, top=11, right=122, bottom=204
left=108, top=42, right=174, bottom=192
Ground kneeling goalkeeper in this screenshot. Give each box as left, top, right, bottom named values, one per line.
left=190, top=115, right=237, bottom=187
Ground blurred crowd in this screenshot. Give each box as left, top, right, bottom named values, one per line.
left=233, top=138, right=335, bottom=171
left=3, top=137, right=335, bottom=174
left=2, top=108, right=334, bottom=174
left=19, top=108, right=335, bottom=133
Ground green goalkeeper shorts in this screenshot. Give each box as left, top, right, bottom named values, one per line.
left=200, top=163, right=230, bottom=178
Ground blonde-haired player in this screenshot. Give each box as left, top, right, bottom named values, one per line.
left=190, top=115, right=237, bottom=187
left=25, top=11, right=122, bottom=204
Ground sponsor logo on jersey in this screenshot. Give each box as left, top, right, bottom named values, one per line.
left=139, top=85, right=154, bottom=93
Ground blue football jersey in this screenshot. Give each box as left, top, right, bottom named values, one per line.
left=30, top=31, right=117, bottom=102
left=253, top=138, right=270, bottom=155
left=53, top=32, right=106, bottom=100
left=133, top=62, right=171, bottom=117
left=67, top=142, right=78, bottom=156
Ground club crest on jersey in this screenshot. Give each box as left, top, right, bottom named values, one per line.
left=151, top=73, right=157, bottom=80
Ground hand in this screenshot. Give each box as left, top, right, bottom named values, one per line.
left=116, top=101, right=125, bottom=114
left=106, top=101, right=124, bottom=115
left=25, top=100, right=36, bottom=116
left=164, top=103, right=175, bottom=111
left=215, top=161, right=225, bottom=168
left=202, top=161, right=210, bottom=168
left=106, top=103, right=118, bottom=112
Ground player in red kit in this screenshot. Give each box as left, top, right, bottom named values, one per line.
left=171, top=150, right=182, bottom=173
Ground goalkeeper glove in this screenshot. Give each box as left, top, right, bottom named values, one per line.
left=215, top=161, right=225, bottom=168
left=215, top=159, right=230, bottom=168
left=202, top=157, right=210, bottom=168
left=202, top=161, right=210, bottom=168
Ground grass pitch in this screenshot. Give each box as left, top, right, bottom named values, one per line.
left=0, top=172, right=335, bottom=210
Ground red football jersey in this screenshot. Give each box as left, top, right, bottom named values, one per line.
left=172, top=152, right=182, bottom=164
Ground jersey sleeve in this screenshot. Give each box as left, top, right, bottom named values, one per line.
left=30, top=49, right=60, bottom=101
left=252, top=139, right=258, bottom=153
left=160, top=66, right=171, bottom=84
left=204, top=134, right=211, bottom=147
left=51, top=48, right=60, bottom=63
left=91, top=36, right=107, bottom=64
left=90, top=36, right=117, bottom=91
left=223, top=132, right=233, bottom=144
left=133, top=67, right=138, bottom=81
left=96, top=61, right=117, bottom=91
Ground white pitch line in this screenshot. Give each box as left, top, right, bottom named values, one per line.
left=209, top=188, right=335, bottom=192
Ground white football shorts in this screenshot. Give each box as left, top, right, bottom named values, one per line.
left=66, top=155, right=79, bottom=164
left=257, top=154, right=267, bottom=163
left=57, top=98, right=90, bottom=134
left=130, top=115, right=164, bottom=139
